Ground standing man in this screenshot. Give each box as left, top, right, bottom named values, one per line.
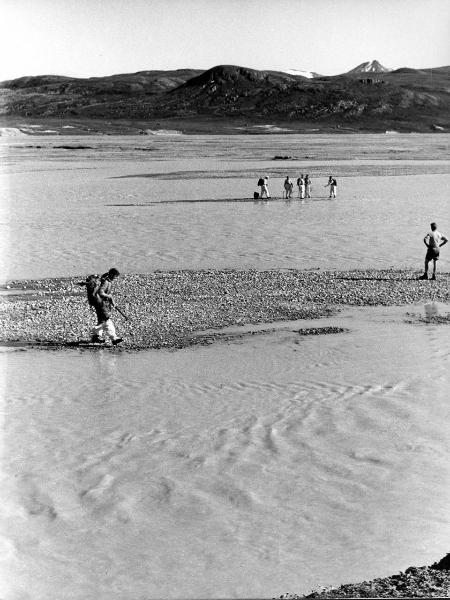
left=419, top=222, right=448, bottom=280
left=325, top=175, right=337, bottom=198
left=257, top=176, right=264, bottom=198
left=304, top=174, right=312, bottom=198
left=261, top=176, right=270, bottom=199
left=283, top=176, right=293, bottom=199
left=91, top=267, right=123, bottom=344
left=297, top=174, right=305, bottom=199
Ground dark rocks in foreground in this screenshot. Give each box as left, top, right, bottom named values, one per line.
left=288, top=553, right=450, bottom=598
left=1, top=269, right=449, bottom=350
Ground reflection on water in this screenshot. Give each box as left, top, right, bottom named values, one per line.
left=424, top=302, right=439, bottom=320
left=1, top=306, right=450, bottom=599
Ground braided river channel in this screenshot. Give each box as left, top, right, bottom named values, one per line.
left=1, top=133, right=450, bottom=599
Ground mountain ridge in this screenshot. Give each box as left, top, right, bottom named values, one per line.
left=1, top=61, right=449, bottom=133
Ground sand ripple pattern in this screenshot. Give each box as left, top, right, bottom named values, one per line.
left=2, top=314, right=450, bottom=598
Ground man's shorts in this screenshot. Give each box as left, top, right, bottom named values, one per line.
left=426, top=247, right=440, bottom=261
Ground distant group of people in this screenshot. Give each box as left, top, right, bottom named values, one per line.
left=256, top=175, right=336, bottom=200
left=283, top=175, right=312, bottom=199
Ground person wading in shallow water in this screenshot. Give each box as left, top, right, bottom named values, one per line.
left=304, top=174, right=312, bottom=198
left=283, top=176, right=293, bottom=199
left=325, top=175, right=337, bottom=198
left=260, top=176, right=270, bottom=199
left=78, top=268, right=123, bottom=344
left=419, top=222, right=448, bottom=280
left=297, top=174, right=305, bottom=199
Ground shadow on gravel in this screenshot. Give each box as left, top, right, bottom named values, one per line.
left=336, top=276, right=418, bottom=281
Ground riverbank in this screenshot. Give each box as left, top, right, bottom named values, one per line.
left=1, top=268, right=449, bottom=350
left=3, top=115, right=446, bottom=136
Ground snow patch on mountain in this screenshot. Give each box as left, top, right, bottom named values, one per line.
left=281, top=69, right=320, bottom=79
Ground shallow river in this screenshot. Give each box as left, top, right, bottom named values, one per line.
left=1, top=134, right=450, bottom=599
left=1, top=133, right=449, bottom=280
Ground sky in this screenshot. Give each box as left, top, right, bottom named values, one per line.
left=1, top=0, right=449, bottom=81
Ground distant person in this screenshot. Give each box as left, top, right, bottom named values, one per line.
left=297, top=174, right=305, bottom=199
left=78, top=268, right=123, bottom=344
left=284, top=176, right=293, bottom=199
left=419, top=222, right=448, bottom=280
left=92, top=268, right=123, bottom=344
left=260, top=176, right=270, bottom=199
left=325, top=175, right=337, bottom=198
left=304, top=174, right=312, bottom=198
left=257, top=176, right=264, bottom=198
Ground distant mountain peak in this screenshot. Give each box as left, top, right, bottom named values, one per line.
left=346, top=60, right=392, bottom=74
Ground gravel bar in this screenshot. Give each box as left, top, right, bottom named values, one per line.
left=1, top=268, right=449, bottom=350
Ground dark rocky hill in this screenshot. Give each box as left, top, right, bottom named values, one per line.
left=0, top=69, right=202, bottom=93
left=1, top=64, right=448, bottom=133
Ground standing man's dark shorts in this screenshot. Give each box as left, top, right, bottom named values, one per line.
left=426, top=247, right=440, bottom=261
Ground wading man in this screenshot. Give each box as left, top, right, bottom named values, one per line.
left=304, top=174, right=312, bottom=198
left=297, top=174, right=305, bottom=199
left=80, top=268, right=123, bottom=344
left=325, top=175, right=337, bottom=198
left=260, top=176, right=270, bottom=199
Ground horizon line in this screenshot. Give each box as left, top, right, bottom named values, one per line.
left=1, top=60, right=448, bottom=83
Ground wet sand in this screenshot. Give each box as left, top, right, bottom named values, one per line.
left=1, top=268, right=449, bottom=350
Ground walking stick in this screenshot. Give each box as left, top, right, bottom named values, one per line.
left=115, top=306, right=129, bottom=321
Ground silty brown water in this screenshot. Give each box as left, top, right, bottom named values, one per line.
left=1, top=134, right=449, bottom=599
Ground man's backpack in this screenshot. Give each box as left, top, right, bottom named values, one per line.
left=83, top=274, right=103, bottom=306
left=257, top=178, right=264, bottom=186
